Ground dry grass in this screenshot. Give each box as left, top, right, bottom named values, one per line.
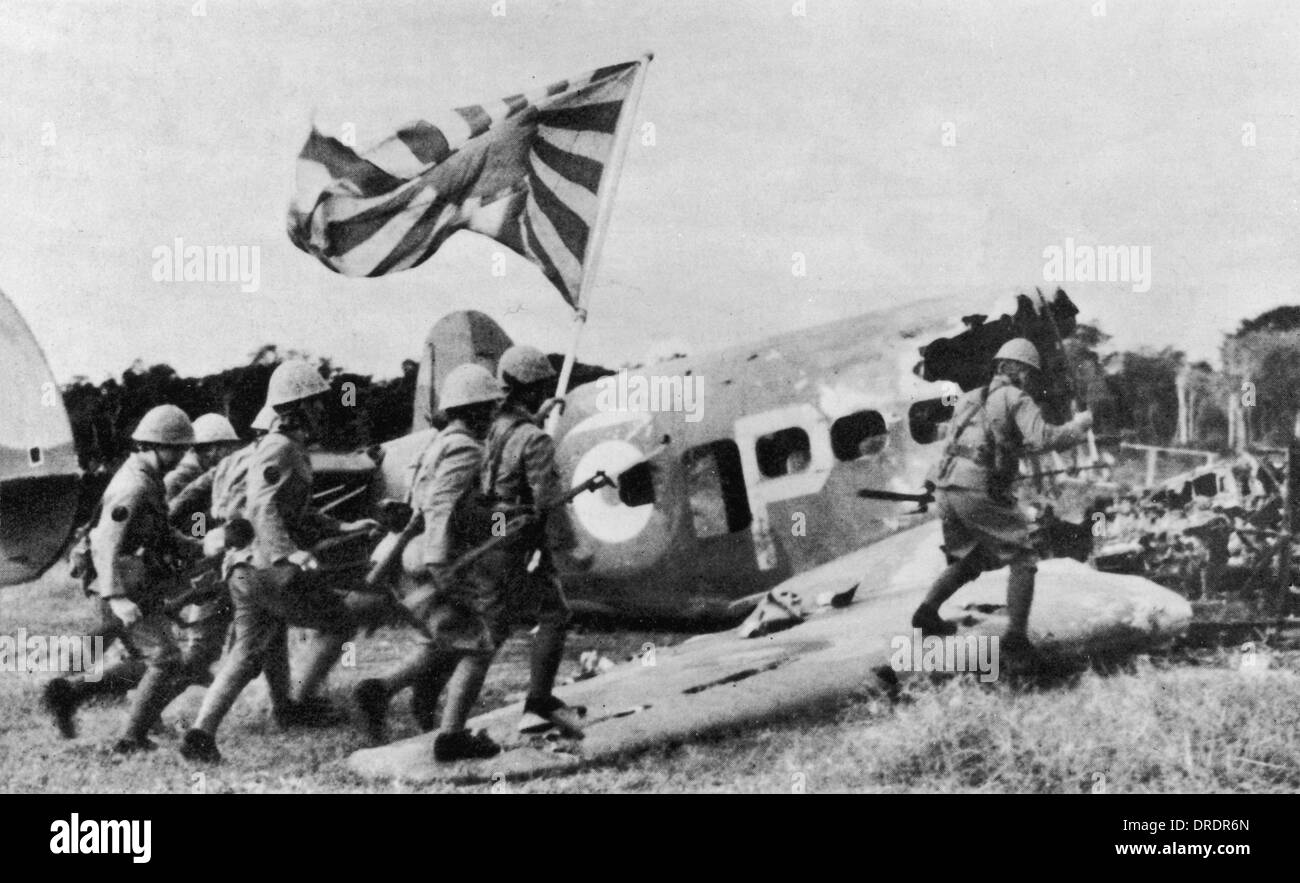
left=2, top=573, right=1298, bottom=793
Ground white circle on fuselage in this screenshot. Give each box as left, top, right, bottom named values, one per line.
left=571, top=439, right=653, bottom=544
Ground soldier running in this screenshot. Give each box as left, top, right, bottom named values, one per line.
left=179, top=362, right=387, bottom=763
left=163, top=413, right=237, bottom=501
left=474, top=345, right=581, bottom=735
left=911, top=338, right=1093, bottom=658
left=43, top=405, right=204, bottom=752
left=166, top=411, right=290, bottom=699
left=165, top=413, right=244, bottom=528
left=353, top=364, right=505, bottom=760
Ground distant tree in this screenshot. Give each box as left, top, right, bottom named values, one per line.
left=1064, top=323, right=1120, bottom=435
left=1223, top=309, right=1300, bottom=447
left=1106, top=347, right=1184, bottom=444
left=1071, top=322, right=1110, bottom=350
left=1184, top=361, right=1229, bottom=449
left=1236, top=306, right=1300, bottom=336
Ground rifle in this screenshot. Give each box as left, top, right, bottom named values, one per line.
left=856, top=487, right=935, bottom=514
left=363, top=500, right=423, bottom=589
left=162, top=517, right=254, bottom=617
left=858, top=462, right=1112, bottom=517
left=1037, top=288, right=1100, bottom=464
left=163, top=519, right=381, bottom=617
left=1011, top=462, right=1111, bottom=482
left=361, top=472, right=615, bottom=639
left=368, top=469, right=619, bottom=590
left=446, top=470, right=615, bottom=576
left=358, top=501, right=432, bottom=639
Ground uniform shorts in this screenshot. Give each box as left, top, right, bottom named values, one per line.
left=936, top=486, right=1037, bottom=571
left=468, top=548, right=572, bottom=649
left=400, top=577, right=495, bottom=655
left=176, top=600, right=234, bottom=670
left=227, top=563, right=358, bottom=634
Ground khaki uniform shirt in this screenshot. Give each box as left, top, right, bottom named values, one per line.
left=91, top=453, right=197, bottom=599
left=482, top=402, right=576, bottom=551
left=483, top=403, right=562, bottom=509
left=210, top=442, right=258, bottom=522
left=934, top=375, right=1086, bottom=492
left=407, top=424, right=483, bottom=571
left=244, top=429, right=341, bottom=567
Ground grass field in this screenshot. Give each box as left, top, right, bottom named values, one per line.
left=2, top=573, right=1299, bottom=793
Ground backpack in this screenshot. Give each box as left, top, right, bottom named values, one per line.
left=448, top=416, right=532, bottom=550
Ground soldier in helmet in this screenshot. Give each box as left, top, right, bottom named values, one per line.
left=180, top=362, right=385, bottom=763
left=912, top=338, right=1093, bottom=658
left=472, top=344, right=581, bottom=734
left=164, top=414, right=239, bottom=502
left=166, top=410, right=289, bottom=700
left=43, top=405, right=204, bottom=752
left=166, top=413, right=243, bottom=529
left=354, top=364, right=505, bottom=760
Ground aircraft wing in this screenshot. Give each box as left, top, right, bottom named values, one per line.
left=349, top=520, right=1191, bottom=783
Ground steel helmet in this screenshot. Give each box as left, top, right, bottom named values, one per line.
left=497, top=345, right=556, bottom=386
left=440, top=363, right=505, bottom=411
left=192, top=413, right=239, bottom=445
left=250, top=404, right=275, bottom=432
left=131, top=404, right=195, bottom=446
left=266, top=361, right=331, bottom=410
left=993, top=338, right=1042, bottom=371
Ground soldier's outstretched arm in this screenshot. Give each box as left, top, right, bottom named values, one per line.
left=1011, top=392, right=1090, bottom=454
left=168, top=466, right=215, bottom=527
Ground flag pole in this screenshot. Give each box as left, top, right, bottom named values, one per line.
left=548, top=51, right=654, bottom=432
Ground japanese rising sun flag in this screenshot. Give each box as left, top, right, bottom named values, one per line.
left=287, top=59, right=646, bottom=308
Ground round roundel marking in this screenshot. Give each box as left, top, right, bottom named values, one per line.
left=570, top=439, right=653, bottom=544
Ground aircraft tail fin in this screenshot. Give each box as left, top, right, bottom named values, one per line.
left=413, top=311, right=514, bottom=432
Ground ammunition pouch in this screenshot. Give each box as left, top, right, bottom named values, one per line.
left=455, top=415, right=535, bottom=551
left=447, top=485, right=502, bottom=549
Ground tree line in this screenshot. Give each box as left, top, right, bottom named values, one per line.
left=1067, top=305, right=1300, bottom=451
left=63, top=345, right=615, bottom=472
left=62, top=346, right=420, bottom=471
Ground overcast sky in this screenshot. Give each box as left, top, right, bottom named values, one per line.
left=0, top=0, right=1296, bottom=383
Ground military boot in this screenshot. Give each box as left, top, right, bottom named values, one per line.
left=43, top=678, right=78, bottom=739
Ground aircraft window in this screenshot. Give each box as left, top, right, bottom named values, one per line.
left=1192, top=473, right=1218, bottom=497
left=908, top=399, right=955, bottom=445
left=683, top=440, right=752, bottom=538
left=755, top=427, right=812, bottom=478
left=830, top=411, right=888, bottom=461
